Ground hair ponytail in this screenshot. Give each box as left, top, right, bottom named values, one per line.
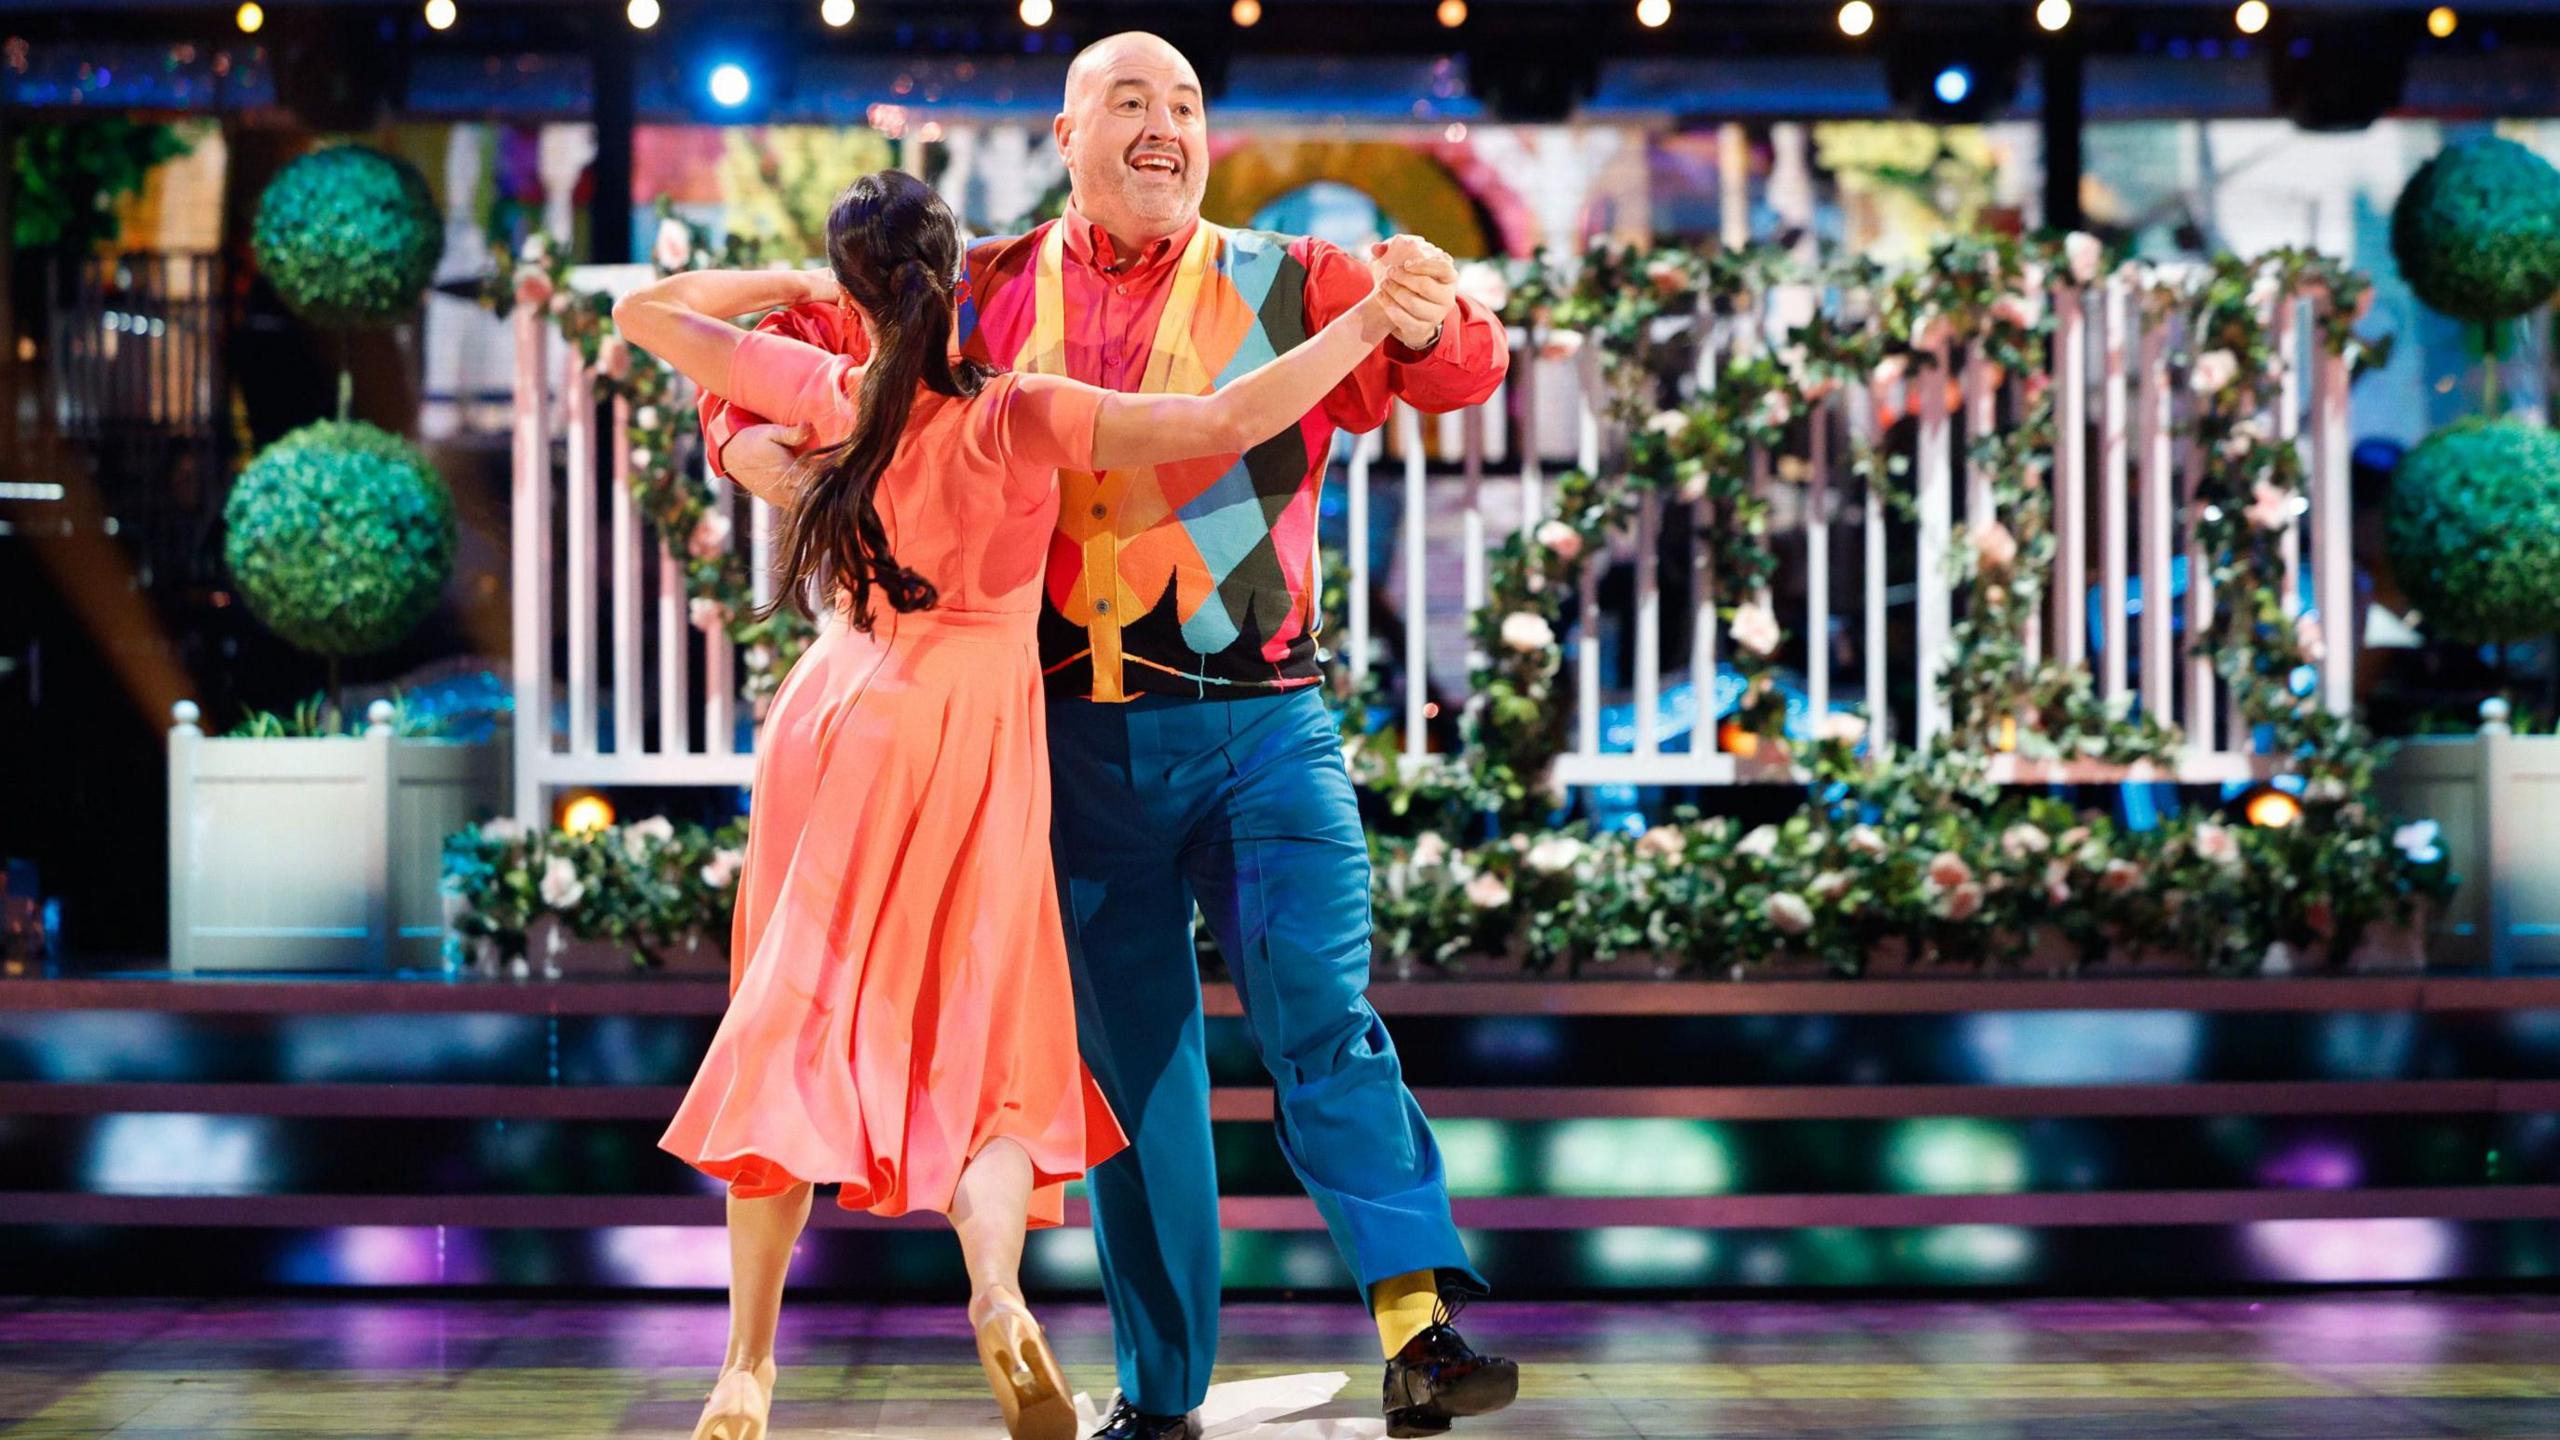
left=764, top=171, right=996, bottom=631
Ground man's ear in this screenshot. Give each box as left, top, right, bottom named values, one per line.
left=1052, top=111, right=1074, bottom=161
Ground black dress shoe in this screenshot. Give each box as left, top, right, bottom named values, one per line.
left=1382, top=1295, right=1519, bottom=1437
left=1091, top=1398, right=1198, bottom=1440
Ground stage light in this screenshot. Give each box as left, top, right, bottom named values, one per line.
left=2247, top=1218, right=2458, bottom=1284
left=424, top=0, right=456, bottom=30
left=1546, top=1120, right=1736, bottom=1196
left=707, top=62, right=753, bottom=108
left=1020, top=0, right=1054, bottom=27
left=1917, top=1224, right=2036, bottom=1281
left=2428, top=5, right=2457, bottom=37
left=1431, top=1119, right=1518, bottom=1195
left=1231, top=0, right=1261, bottom=25
left=1717, top=718, right=1760, bottom=758
left=1637, top=0, right=1671, bottom=28
left=1438, top=0, right=1468, bottom=28
left=235, top=2, right=264, bottom=34
left=822, top=0, right=855, bottom=27
left=560, top=793, right=615, bottom=834
left=2236, top=1, right=2270, bottom=35
left=1586, top=1227, right=1715, bottom=1287
left=2036, top=0, right=2071, bottom=31
left=1933, top=65, right=1973, bottom=104
left=2245, top=786, right=2302, bottom=828
left=627, top=0, right=660, bottom=30
left=1888, top=1119, right=2027, bottom=1195
left=1838, top=1, right=1875, bottom=39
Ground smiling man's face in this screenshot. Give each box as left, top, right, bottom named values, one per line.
left=1055, top=32, right=1210, bottom=251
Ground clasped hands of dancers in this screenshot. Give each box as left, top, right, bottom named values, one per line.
left=613, top=30, right=1517, bottom=1440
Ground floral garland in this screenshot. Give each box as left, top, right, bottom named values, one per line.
left=1428, top=231, right=2413, bottom=814
left=442, top=814, right=746, bottom=973
left=435, top=765, right=2453, bottom=979
left=478, top=202, right=813, bottom=714
left=1370, top=726, right=2454, bottom=979
left=1864, top=232, right=2186, bottom=764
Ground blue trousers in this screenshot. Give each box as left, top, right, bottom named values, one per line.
left=1048, top=688, right=1481, bottom=1415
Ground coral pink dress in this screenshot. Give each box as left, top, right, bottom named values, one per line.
left=659, top=330, right=1125, bottom=1227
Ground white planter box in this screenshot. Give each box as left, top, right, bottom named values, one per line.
left=2374, top=706, right=2560, bottom=971
left=168, top=700, right=505, bottom=973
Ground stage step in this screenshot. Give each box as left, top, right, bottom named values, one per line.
left=4, top=972, right=2556, bottom=1293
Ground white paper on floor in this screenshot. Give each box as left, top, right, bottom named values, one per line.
left=1071, top=1371, right=1385, bottom=1440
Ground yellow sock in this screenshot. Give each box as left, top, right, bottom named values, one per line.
left=1371, top=1269, right=1440, bottom=1358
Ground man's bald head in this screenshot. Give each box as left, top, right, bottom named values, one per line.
left=1064, top=32, right=1200, bottom=109
left=1054, top=30, right=1210, bottom=250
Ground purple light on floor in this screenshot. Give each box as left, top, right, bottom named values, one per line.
left=2246, top=1219, right=2460, bottom=1284
left=2258, top=1138, right=2362, bottom=1191
left=596, top=1225, right=735, bottom=1288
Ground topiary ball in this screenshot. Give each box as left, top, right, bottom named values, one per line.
left=2385, top=418, right=2560, bottom=644
left=250, top=145, right=445, bottom=327
left=2389, top=135, right=2560, bottom=324
left=224, top=420, right=457, bottom=658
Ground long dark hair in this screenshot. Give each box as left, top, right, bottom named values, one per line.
left=765, top=170, right=996, bottom=630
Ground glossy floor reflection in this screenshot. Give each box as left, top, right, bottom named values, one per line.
left=4, top=1294, right=2559, bottom=1438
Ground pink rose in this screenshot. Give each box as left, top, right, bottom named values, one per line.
left=513, top=268, right=554, bottom=309
left=1765, top=892, right=1815, bottom=936
left=1927, top=851, right=1975, bottom=889
left=2246, top=481, right=2296, bottom=533
left=1730, top=603, right=1782, bottom=658
left=596, top=334, right=630, bottom=380
left=1933, top=880, right=1985, bottom=922
left=2099, top=859, right=2142, bottom=896
left=1974, top=521, right=2019, bottom=573
left=1536, top=520, right=1584, bottom=562
left=2000, top=824, right=2051, bottom=860
left=2189, top=349, right=2241, bottom=395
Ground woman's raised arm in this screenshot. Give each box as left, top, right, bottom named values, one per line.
left=1078, top=239, right=1426, bottom=471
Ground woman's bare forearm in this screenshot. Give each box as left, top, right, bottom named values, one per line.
left=611, top=269, right=833, bottom=399
left=1088, top=294, right=1395, bottom=469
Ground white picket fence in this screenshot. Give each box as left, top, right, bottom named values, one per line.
left=507, top=266, right=2357, bottom=821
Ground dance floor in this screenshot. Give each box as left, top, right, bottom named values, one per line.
left=4, top=1295, right=2559, bottom=1439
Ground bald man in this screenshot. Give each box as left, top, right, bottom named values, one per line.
left=706, top=33, right=1515, bottom=1440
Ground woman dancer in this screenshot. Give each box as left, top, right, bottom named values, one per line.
left=613, top=170, right=1426, bottom=1440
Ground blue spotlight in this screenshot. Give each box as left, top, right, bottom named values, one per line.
left=707, top=62, right=753, bottom=109
left=1933, top=64, right=1973, bottom=105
